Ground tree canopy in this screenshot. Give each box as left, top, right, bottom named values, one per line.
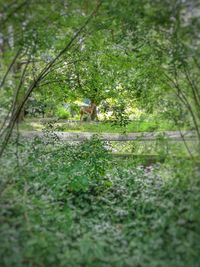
left=0, top=0, right=200, bottom=149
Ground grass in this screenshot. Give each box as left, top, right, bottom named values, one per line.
left=109, top=139, right=199, bottom=157
left=19, top=118, right=188, bottom=133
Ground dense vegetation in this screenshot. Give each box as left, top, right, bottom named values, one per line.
left=1, top=136, right=200, bottom=267
left=0, top=0, right=200, bottom=266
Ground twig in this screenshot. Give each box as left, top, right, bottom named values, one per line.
left=178, top=128, right=194, bottom=159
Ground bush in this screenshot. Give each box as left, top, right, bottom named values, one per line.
left=56, top=106, right=70, bottom=119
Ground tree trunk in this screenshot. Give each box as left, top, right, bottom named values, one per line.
left=17, top=107, right=25, bottom=122
left=91, top=102, right=97, bottom=121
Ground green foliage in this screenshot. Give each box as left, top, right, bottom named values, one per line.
left=2, top=0, right=199, bottom=134
left=56, top=106, right=70, bottom=120
left=35, top=119, right=179, bottom=133
left=23, top=134, right=110, bottom=194
left=64, top=136, right=111, bottom=192
left=1, top=1, right=200, bottom=266
left=111, top=101, right=131, bottom=128
left=0, top=140, right=200, bottom=266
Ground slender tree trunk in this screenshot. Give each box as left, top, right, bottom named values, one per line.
left=91, top=102, right=97, bottom=121
left=17, top=107, right=25, bottom=122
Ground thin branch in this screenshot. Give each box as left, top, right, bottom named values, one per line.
left=173, top=66, right=200, bottom=139
left=178, top=128, right=194, bottom=159
left=0, top=53, right=30, bottom=138
left=45, top=26, right=95, bottom=72
left=39, top=78, right=75, bottom=87
left=11, top=52, right=31, bottom=116
left=0, top=0, right=102, bottom=157
left=163, top=71, right=200, bottom=141
left=40, top=58, right=87, bottom=79
left=181, top=65, right=200, bottom=116
left=0, top=47, right=22, bottom=88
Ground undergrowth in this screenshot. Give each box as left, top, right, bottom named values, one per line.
left=0, top=135, right=200, bottom=267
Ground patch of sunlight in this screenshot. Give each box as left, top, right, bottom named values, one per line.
left=30, top=122, right=44, bottom=130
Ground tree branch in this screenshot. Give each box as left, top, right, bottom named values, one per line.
left=0, top=47, right=22, bottom=88
left=0, top=0, right=102, bottom=157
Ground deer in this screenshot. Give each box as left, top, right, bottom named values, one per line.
left=80, top=103, right=97, bottom=122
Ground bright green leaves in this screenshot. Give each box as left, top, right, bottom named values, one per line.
left=15, top=135, right=111, bottom=195
left=66, top=136, right=111, bottom=192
